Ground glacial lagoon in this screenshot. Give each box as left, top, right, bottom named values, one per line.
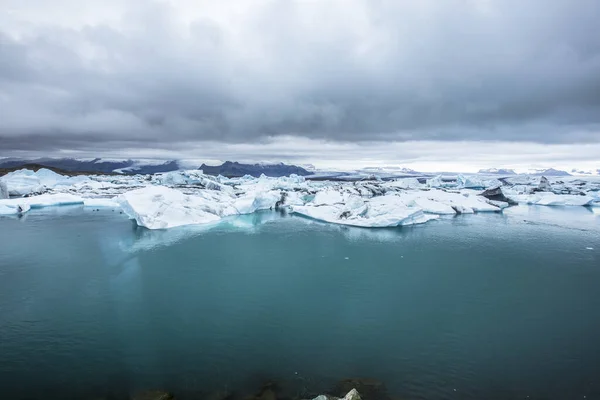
left=0, top=206, right=599, bottom=399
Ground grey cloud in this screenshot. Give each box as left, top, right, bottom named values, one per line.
left=1, top=0, right=600, bottom=154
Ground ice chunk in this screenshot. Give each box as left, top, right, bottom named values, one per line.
left=509, top=193, right=595, bottom=206
left=535, top=194, right=595, bottom=206
left=427, top=175, right=445, bottom=188
left=457, top=174, right=485, bottom=189
left=419, top=189, right=502, bottom=213
left=0, top=193, right=83, bottom=214
left=0, top=202, right=30, bottom=215
left=153, top=170, right=233, bottom=193
left=117, top=186, right=224, bottom=229
left=1, top=168, right=73, bottom=196
left=34, top=168, right=66, bottom=186
left=406, top=196, right=457, bottom=215
left=383, top=178, right=421, bottom=190
left=2, top=169, right=44, bottom=196
left=232, top=190, right=282, bottom=214
left=293, top=194, right=438, bottom=227
left=312, top=188, right=344, bottom=205
left=537, top=176, right=552, bottom=192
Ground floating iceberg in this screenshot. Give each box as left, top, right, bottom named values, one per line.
left=509, top=193, right=595, bottom=207
left=117, top=186, right=229, bottom=229
left=0, top=193, right=84, bottom=215
left=0, top=168, right=76, bottom=196
left=292, top=193, right=438, bottom=227
left=455, top=174, right=502, bottom=189
left=2, top=169, right=45, bottom=196
left=427, top=175, right=453, bottom=188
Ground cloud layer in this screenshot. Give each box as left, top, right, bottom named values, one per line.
left=1, top=0, right=600, bottom=158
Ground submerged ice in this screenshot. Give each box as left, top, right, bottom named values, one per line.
left=1, top=168, right=599, bottom=228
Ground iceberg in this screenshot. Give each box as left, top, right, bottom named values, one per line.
left=537, top=176, right=552, bottom=192
left=292, top=193, right=438, bottom=227
left=117, top=186, right=232, bottom=229
left=457, top=174, right=485, bottom=189
left=0, top=202, right=30, bottom=215
left=427, top=175, right=449, bottom=188
left=2, top=169, right=45, bottom=196
left=0, top=168, right=75, bottom=196
left=405, top=196, right=457, bottom=215
left=511, top=193, right=596, bottom=206
left=0, top=193, right=84, bottom=215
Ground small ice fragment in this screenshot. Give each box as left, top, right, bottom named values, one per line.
left=344, top=257, right=349, bottom=260
left=586, top=247, right=594, bottom=250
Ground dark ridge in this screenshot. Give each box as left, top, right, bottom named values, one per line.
left=0, top=158, right=180, bottom=175
left=0, top=163, right=116, bottom=177
left=199, top=161, right=313, bottom=178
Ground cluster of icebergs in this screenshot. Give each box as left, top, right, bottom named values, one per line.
left=1, top=168, right=598, bottom=229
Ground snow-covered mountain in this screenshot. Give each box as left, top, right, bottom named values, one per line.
left=478, top=168, right=517, bottom=175
left=0, top=158, right=179, bottom=175
left=359, top=166, right=421, bottom=175
left=525, top=168, right=571, bottom=176
left=0, top=158, right=312, bottom=177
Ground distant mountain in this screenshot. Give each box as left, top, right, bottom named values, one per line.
left=199, top=161, right=312, bottom=177
left=478, top=168, right=517, bottom=175
left=527, top=168, right=571, bottom=176
left=359, top=166, right=421, bottom=175
left=0, top=158, right=179, bottom=175
left=571, top=168, right=600, bottom=176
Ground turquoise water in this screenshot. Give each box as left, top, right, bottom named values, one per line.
left=0, top=206, right=599, bottom=399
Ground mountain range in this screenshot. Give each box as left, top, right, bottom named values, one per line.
left=0, top=158, right=312, bottom=177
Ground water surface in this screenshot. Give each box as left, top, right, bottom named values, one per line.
left=0, top=206, right=599, bottom=399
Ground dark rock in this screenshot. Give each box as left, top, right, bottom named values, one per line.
left=275, top=192, right=288, bottom=210
left=339, top=211, right=352, bottom=219
left=479, top=186, right=516, bottom=205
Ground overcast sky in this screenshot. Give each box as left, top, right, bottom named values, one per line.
left=1, top=0, right=599, bottom=171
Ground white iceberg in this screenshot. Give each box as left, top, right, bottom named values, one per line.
left=117, top=186, right=230, bottom=229
left=510, top=193, right=595, bottom=206
left=292, top=193, right=438, bottom=227
left=0, top=193, right=83, bottom=215
left=1, top=168, right=76, bottom=196
left=2, top=169, right=45, bottom=196
left=404, top=195, right=457, bottom=215
left=412, top=189, right=502, bottom=213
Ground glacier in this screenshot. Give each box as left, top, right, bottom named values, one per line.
left=1, top=168, right=599, bottom=228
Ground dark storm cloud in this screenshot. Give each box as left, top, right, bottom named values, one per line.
left=1, top=0, right=600, bottom=153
